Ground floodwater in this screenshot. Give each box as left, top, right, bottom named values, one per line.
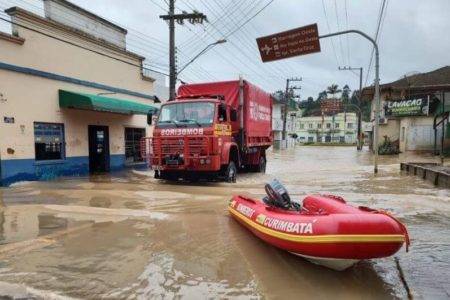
left=0, top=146, right=449, bottom=299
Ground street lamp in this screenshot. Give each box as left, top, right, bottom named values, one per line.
left=177, top=39, right=226, bottom=76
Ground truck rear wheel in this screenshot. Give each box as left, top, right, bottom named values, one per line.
left=224, top=161, right=237, bottom=183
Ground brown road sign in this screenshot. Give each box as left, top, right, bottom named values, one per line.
left=320, top=99, right=341, bottom=112
left=256, top=23, right=321, bottom=63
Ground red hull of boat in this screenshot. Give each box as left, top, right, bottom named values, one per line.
left=228, top=194, right=409, bottom=270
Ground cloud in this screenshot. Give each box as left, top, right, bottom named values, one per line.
left=2, top=0, right=448, bottom=98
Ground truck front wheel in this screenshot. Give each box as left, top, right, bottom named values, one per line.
left=224, top=161, right=237, bottom=183
left=258, top=157, right=266, bottom=173
left=159, top=170, right=177, bottom=181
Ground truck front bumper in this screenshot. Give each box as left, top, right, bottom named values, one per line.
left=152, top=155, right=221, bottom=171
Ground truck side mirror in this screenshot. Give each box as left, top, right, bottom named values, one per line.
left=230, top=109, right=237, bottom=122
left=147, top=113, right=153, bottom=125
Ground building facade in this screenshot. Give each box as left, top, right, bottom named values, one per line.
left=363, top=66, right=450, bottom=153
left=0, top=0, right=158, bottom=186
left=272, top=98, right=298, bottom=149
left=296, top=112, right=357, bottom=144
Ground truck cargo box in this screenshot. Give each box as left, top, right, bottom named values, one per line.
left=177, top=80, right=273, bottom=147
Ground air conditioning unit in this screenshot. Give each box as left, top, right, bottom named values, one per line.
left=379, top=117, right=389, bottom=125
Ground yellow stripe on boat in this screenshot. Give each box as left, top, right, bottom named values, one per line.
left=228, top=206, right=405, bottom=243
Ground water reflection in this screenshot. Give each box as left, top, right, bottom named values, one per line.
left=38, top=214, right=68, bottom=236
left=89, top=196, right=112, bottom=208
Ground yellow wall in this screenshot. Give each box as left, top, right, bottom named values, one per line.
left=0, top=9, right=154, bottom=161
left=0, top=69, right=152, bottom=160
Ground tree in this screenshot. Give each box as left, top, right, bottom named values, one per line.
left=341, top=85, right=351, bottom=104
left=272, top=90, right=284, bottom=102
left=317, top=90, right=328, bottom=101
left=326, top=84, right=342, bottom=98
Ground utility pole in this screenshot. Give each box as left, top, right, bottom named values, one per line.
left=282, top=77, right=302, bottom=149
left=160, top=1, right=206, bottom=99
left=338, top=66, right=363, bottom=150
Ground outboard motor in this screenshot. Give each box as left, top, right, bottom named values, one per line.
left=263, top=179, right=301, bottom=210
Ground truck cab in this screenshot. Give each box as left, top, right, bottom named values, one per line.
left=142, top=79, right=273, bottom=183
left=149, top=97, right=240, bottom=182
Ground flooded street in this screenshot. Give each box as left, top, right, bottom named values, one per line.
left=1, top=146, right=449, bottom=300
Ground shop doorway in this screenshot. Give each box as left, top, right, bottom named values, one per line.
left=88, top=125, right=110, bottom=173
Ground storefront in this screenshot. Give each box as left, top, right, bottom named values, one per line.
left=0, top=1, right=159, bottom=186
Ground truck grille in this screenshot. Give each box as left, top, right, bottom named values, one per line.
left=148, top=136, right=210, bottom=158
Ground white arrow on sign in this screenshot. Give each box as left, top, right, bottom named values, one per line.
left=261, top=44, right=272, bottom=55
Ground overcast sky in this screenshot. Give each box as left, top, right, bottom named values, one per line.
left=1, top=0, right=449, bottom=100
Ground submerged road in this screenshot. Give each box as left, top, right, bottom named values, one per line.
left=0, top=146, right=449, bottom=299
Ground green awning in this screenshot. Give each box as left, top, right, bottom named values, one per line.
left=58, top=90, right=158, bottom=115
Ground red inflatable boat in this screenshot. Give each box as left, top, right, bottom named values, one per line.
left=228, top=193, right=410, bottom=270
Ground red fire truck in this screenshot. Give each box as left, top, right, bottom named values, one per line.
left=142, top=79, right=273, bottom=182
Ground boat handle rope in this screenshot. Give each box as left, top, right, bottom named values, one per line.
left=372, top=210, right=410, bottom=252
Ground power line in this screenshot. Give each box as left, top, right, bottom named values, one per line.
left=334, top=0, right=346, bottom=65
left=223, top=0, right=274, bottom=39
left=163, top=0, right=284, bottom=90
left=191, top=0, right=283, bottom=90
left=178, top=0, right=248, bottom=53
left=321, top=0, right=340, bottom=66
left=344, top=0, right=351, bottom=66
left=1, top=0, right=219, bottom=83
left=0, top=0, right=170, bottom=55
left=364, top=0, right=388, bottom=86
left=181, top=3, right=269, bottom=76
left=149, top=0, right=167, bottom=12
left=0, top=15, right=168, bottom=76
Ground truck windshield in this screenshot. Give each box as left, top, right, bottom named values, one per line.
left=157, top=102, right=215, bottom=128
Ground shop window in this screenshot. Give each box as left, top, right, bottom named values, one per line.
left=34, top=122, right=65, bottom=161
left=125, top=127, right=146, bottom=163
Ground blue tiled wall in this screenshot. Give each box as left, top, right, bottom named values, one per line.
left=0, top=155, right=147, bottom=186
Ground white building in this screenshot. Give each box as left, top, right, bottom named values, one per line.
left=296, top=112, right=357, bottom=144
left=272, top=98, right=298, bottom=149
left=0, top=0, right=159, bottom=186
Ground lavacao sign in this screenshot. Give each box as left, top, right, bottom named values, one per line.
left=385, top=98, right=429, bottom=116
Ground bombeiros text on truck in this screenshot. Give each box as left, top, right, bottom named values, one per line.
left=141, top=78, right=273, bottom=182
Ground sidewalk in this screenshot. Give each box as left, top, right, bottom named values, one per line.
left=401, top=162, right=450, bottom=188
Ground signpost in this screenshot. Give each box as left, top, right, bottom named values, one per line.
left=320, top=99, right=341, bottom=112
left=256, top=23, right=320, bottom=62
left=256, top=25, right=381, bottom=174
